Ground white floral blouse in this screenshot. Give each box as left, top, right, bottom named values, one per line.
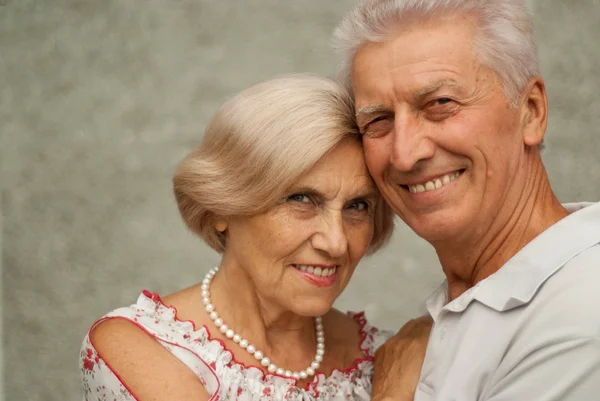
left=80, top=290, right=392, bottom=400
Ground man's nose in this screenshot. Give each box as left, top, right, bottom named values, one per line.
left=390, top=110, right=436, bottom=171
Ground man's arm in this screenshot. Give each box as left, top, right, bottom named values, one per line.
left=485, top=336, right=600, bottom=401
left=371, top=315, right=433, bottom=401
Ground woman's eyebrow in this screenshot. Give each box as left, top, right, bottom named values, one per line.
left=349, top=182, right=379, bottom=199
left=289, top=181, right=378, bottom=199
left=286, top=186, right=322, bottom=196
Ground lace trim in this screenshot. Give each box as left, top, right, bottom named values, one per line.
left=140, top=290, right=376, bottom=390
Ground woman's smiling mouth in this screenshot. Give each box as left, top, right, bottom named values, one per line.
left=292, top=264, right=339, bottom=287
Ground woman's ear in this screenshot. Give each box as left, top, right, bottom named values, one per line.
left=215, top=220, right=228, bottom=233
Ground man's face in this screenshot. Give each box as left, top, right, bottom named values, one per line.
left=352, top=16, right=529, bottom=243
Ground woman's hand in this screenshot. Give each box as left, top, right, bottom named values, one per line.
left=371, top=315, right=433, bottom=401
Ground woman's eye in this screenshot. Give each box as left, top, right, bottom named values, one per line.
left=288, top=194, right=311, bottom=204
left=347, top=201, right=369, bottom=212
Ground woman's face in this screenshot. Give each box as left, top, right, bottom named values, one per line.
left=220, top=138, right=378, bottom=316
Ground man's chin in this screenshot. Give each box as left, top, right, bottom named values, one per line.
left=402, top=212, right=469, bottom=244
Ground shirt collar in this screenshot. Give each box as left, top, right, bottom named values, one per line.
left=426, top=202, right=600, bottom=318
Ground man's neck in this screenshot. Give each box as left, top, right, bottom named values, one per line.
left=435, top=154, right=569, bottom=301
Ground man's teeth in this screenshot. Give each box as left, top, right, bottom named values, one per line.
left=408, top=171, right=462, bottom=194
left=295, top=265, right=337, bottom=277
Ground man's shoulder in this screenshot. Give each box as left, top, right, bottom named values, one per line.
left=549, top=242, right=600, bottom=291
left=525, top=243, right=600, bottom=336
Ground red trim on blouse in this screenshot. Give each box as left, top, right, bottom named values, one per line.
left=87, top=314, right=221, bottom=401
left=140, top=290, right=377, bottom=392
left=86, top=323, right=142, bottom=401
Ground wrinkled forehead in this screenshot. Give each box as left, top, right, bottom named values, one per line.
left=294, top=139, right=378, bottom=197
left=351, top=16, right=486, bottom=101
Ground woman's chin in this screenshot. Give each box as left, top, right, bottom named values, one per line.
left=289, top=299, right=335, bottom=318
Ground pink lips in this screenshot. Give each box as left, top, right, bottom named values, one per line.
left=294, top=267, right=338, bottom=288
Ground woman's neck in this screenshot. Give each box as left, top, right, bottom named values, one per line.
left=208, top=261, right=319, bottom=366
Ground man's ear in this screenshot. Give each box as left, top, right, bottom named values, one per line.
left=520, top=77, right=548, bottom=147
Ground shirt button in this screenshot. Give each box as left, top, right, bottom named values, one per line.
left=440, top=324, right=448, bottom=340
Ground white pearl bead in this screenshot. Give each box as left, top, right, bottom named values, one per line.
left=201, top=269, right=326, bottom=378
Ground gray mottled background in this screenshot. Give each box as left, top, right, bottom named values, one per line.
left=2, top=0, right=599, bottom=400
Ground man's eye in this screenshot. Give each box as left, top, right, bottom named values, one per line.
left=433, top=98, right=453, bottom=106
left=362, top=116, right=392, bottom=138
left=365, top=116, right=388, bottom=128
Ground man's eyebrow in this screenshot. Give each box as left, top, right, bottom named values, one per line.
left=355, top=104, right=389, bottom=119
left=414, top=79, right=464, bottom=98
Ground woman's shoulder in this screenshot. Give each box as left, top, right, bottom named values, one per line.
left=81, top=289, right=219, bottom=400
left=326, top=308, right=394, bottom=357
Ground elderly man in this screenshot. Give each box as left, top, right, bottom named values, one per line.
left=334, top=0, right=600, bottom=400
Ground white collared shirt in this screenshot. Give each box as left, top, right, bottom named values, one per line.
left=416, top=202, right=600, bottom=401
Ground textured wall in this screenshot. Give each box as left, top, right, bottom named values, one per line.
left=2, top=0, right=599, bottom=399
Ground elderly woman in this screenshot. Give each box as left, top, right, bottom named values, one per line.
left=79, top=75, right=422, bottom=400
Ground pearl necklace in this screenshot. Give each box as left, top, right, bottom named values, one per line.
left=201, top=266, right=325, bottom=380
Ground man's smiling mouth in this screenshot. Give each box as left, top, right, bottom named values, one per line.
left=401, top=169, right=465, bottom=193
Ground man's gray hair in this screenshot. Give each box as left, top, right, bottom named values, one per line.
left=333, top=0, right=539, bottom=107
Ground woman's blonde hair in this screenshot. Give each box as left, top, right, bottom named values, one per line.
left=173, top=74, right=394, bottom=253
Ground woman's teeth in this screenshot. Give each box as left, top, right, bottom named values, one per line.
left=294, top=265, right=337, bottom=277
left=408, top=171, right=462, bottom=194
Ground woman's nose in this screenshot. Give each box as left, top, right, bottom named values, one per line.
left=310, top=213, right=348, bottom=258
